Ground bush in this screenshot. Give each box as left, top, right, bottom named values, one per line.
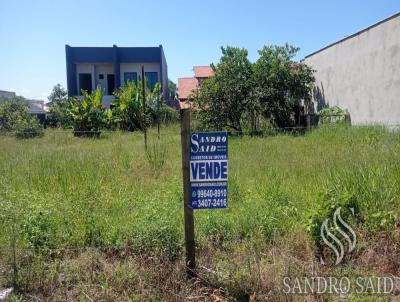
left=0, top=97, right=44, bottom=138
left=318, top=106, right=349, bottom=124
left=47, top=84, right=72, bottom=128
left=112, top=80, right=159, bottom=131
left=15, top=117, right=44, bottom=139
left=152, top=104, right=179, bottom=125
left=0, top=96, right=30, bottom=131
left=47, top=99, right=73, bottom=128
left=23, top=209, right=58, bottom=250
left=69, top=87, right=110, bottom=137
left=305, top=190, right=361, bottom=250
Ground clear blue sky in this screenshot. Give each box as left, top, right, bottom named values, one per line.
left=0, top=0, right=399, bottom=100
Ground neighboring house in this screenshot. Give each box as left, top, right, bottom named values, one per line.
left=0, top=90, right=47, bottom=123
left=65, top=45, right=169, bottom=106
left=304, top=12, right=400, bottom=125
left=178, top=66, right=214, bottom=109
left=27, top=99, right=47, bottom=123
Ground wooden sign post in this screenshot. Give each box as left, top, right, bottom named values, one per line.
left=180, top=108, right=196, bottom=277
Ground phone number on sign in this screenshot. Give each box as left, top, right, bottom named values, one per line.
left=196, top=198, right=227, bottom=208
left=197, top=189, right=227, bottom=198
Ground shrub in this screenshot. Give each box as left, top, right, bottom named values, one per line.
left=23, top=209, right=58, bottom=250
left=318, top=106, right=349, bottom=124
left=305, top=190, right=361, bottom=250
left=152, top=104, right=179, bottom=125
left=112, top=80, right=160, bottom=131
left=47, top=84, right=72, bottom=128
left=0, top=97, right=44, bottom=138
left=0, top=96, right=30, bottom=131
left=69, top=87, right=110, bottom=137
left=47, top=98, right=73, bottom=128
left=15, top=117, right=44, bottom=139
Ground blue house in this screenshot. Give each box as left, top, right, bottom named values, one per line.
left=65, top=45, right=169, bottom=106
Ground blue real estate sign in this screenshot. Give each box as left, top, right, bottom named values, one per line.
left=190, top=131, right=228, bottom=209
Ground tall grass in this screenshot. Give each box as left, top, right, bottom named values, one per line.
left=0, top=125, right=399, bottom=300
left=1, top=125, right=399, bottom=249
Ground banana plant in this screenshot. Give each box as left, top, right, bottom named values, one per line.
left=112, top=78, right=160, bottom=131
left=69, top=87, right=108, bottom=137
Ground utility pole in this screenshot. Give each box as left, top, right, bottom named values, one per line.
left=180, top=108, right=196, bottom=278
left=141, top=65, right=147, bottom=150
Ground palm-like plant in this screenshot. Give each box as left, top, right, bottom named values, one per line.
left=69, top=87, right=109, bottom=137
left=113, top=79, right=160, bottom=131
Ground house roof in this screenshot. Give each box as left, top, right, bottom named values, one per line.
left=305, top=12, right=400, bottom=59
left=193, top=66, right=214, bottom=78
left=66, top=45, right=163, bottom=63
left=178, top=77, right=198, bottom=100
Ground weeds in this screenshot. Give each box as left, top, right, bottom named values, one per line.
left=145, top=141, right=167, bottom=170
left=0, top=125, right=399, bottom=300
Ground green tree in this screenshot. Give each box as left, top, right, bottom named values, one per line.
left=193, top=46, right=253, bottom=132
left=253, top=44, right=315, bottom=127
left=168, top=79, right=177, bottom=100
left=48, top=83, right=68, bottom=102
left=47, top=84, right=72, bottom=127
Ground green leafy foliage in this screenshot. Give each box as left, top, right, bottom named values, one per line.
left=15, top=117, right=44, bottom=139
left=23, top=209, right=58, bottom=250
left=168, top=79, right=177, bottom=100
left=253, top=44, right=315, bottom=127
left=47, top=84, right=72, bottom=128
left=193, top=44, right=315, bottom=130
left=318, top=106, right=348, bottom=124
left=68, top=87, right=110, bottom=137
left=305, top=191, right=361, bottom=249
left=0, top=125, right=399, bottom=300
left=112, top=80, right=160, bottom=131
left=0, top=96, right=30, bottom=131
left=152, top=103, right=179, bottom=125
left=0, top=96, right=44, bottom=138
left=193, top=46, right=253, bottom=132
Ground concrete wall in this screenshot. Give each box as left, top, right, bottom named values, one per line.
left=95, top=64, right=114, bottom=94
left=304, top=13, right=400, bottom=125
left=160, top=45, right=169, bottom=100
left=76, top=63, right=95, bottom=95
left=75, top=62, right=162, bottom=106
left=66, top=45, right=168, bottom=99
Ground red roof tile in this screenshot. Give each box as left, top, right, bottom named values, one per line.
left=178, top=77, right=198, bottom=100
left=193, top=66, right=214, bottom=78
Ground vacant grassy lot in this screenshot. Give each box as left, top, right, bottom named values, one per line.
left=1, top=125, right=399, bottom=301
